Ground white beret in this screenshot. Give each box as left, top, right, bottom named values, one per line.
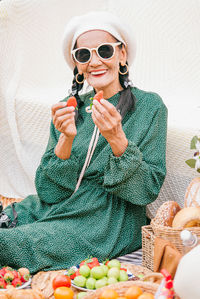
left=62, top=11, right=136, bottom=70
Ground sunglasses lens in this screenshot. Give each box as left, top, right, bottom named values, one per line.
left=75, top=48, right=90, bottom=63
left=98, top=44, right=114, bottom=59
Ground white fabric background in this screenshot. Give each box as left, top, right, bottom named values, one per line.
left=0, top=0, right=199, bottom=217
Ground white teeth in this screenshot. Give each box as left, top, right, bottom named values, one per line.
left=91, top=70, right=106, bottom=75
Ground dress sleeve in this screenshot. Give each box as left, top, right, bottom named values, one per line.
left=103, top=100, right=168, bottom=206
left=35, top=121, right=79, bottom=204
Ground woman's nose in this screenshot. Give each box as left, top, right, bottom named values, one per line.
left=89, top=50, right=102, bottom=65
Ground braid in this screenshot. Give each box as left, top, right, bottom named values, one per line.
left=71, top=66, right=84, bottom=122
left=116, top=62, right=136, bottom=120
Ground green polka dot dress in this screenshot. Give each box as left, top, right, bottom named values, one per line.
left=0, top=87, right=167, bottom=274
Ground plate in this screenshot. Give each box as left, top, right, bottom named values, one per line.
left=0, top=278, right=31, bottom=291
left=65, top=266, right=134, bottom=292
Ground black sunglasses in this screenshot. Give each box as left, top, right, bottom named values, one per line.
left=71, top=42, right=121, bottom=64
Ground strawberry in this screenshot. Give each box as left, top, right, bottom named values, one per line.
left=69, top=273, right=76, bottom=280
left=4, top=266, right=14, bottom=272
left=4, top=271, right=14, bottom=283
left=18, top=268, right=30, bottom=277
left=66, top=96, right=77, bottom=108
left=12, top=270, right=21, bottom=279
left=120, top=268, right=127, bottom=272
left=0, top=268, right=6, bottom=277
left=67, top=268, right=76, bottom=280
left=17, top=268, right=30, bottom=282
left=89, top=90, right=104, bottom=110
left=12, top=278, right=22, bottom=288
left=93, top=90, right=104, bottom=102
left=80, top=257, right=100, bottom=269
left=79, top=260, right=85, bottom=267
left=103, top=259, right=109, bottom=266
left=20, top=274, right=30, bottom=283
left=0, top=278, right=6, bottom=289
left=89, top=257, right=100, bottom=268
left=75, top=269, right=80, bottom=277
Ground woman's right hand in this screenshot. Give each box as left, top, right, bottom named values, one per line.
left=51, top=102, right=77, bottom=138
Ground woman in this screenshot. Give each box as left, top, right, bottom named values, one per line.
left=0, top=11, right=167, bottom=274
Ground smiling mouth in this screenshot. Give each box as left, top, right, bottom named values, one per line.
left=90, top=70, right=107, bottom=76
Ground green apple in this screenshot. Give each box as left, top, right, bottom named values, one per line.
left=119, top=270, right=128, bottom=281
left=107, top=267, right=120, bottom=279
left=95, top=278, right=107, bottom=289
left=79, top=265, right=90, bottom=278
left=90, top=266, right=104, bottom=279
left=100, top=264, right=108, bottom=276
left=73, top=275, right=87, bottom=288
left=107, top=277, right=118, bottom=285
left=107, top=259, right=121, bottom=269
left=85, top=277, right=96, bottom=290
left=101, top=276, right=108, bottom=284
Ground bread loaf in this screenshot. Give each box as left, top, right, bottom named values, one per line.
left=172, top=207, right=200, bottom=228
left=184, top=177, right=200, bottom=208
left=154, top=201, right=181, bottom=227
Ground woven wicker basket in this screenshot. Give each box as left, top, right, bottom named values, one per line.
left=151, top=218, right=200, bottom=254
left=142, top=225, right=155, bottom=271
left=84, top=280, right=158, bottom=299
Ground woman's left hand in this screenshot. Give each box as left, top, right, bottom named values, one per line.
left=92, top=99, right=128, bottom=156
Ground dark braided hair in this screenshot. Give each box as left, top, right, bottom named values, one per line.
left=116, top=61, right=136, bottom=120
left=70, top=66, right=84, bottom=122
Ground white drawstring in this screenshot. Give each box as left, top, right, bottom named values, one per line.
left=86, top=128, right=100, bottom=168
left=74, top=125, right=99, bottom=193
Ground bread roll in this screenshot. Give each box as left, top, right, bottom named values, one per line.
left=154, top=201, right=181, bottom=226
left=184, top=177, right=200, bottom=208
left=172, top=206, right=200, bottom=228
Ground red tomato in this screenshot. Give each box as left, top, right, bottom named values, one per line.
left=94, top=90, right=104, bottom=102
left=52, top=274, right=71, bottom=290
left=66, top=96, right=77, bottom=108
